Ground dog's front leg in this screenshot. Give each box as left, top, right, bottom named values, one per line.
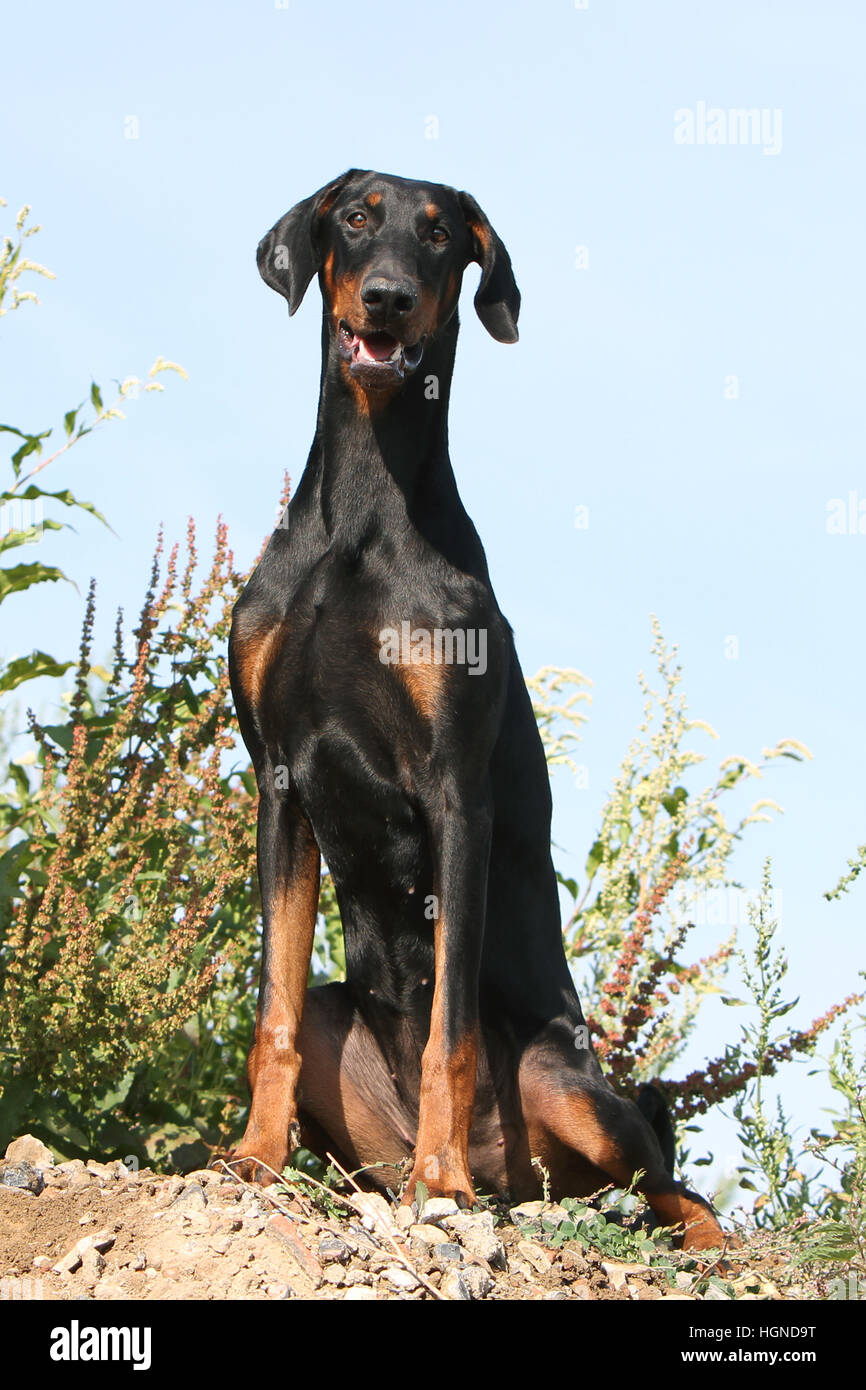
left=404, top=787, right=492, bottom=1209
left=227, top=790, right=320, bottom=1186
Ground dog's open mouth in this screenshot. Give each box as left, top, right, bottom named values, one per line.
left=338, top=321, right=425, bottom=382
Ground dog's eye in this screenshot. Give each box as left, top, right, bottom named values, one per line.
left=430, top=225, right=450, bottom=244
left=346, top=211, right=367, bottom=229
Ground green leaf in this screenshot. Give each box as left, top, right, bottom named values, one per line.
left=6, top=428, right=51, bottom=475
left=14, top=483, right=109, bottom=527
left=90, top=382, right=104, bottom=412
left=0, top=650, right=74, bottom=694
left=585, top=838, right=604, bottom=879
left=63, top=406, right=82, bottom=437
left=661, top=785, right=688, bottom=816
left=38, top=722, right=75, bottom=752
left=0, top=519, right=64, bottom=554
left=0, top=561, right=69, bottom=603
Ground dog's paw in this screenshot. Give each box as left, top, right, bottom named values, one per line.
left=209, top=1124, right=299, bottom=1188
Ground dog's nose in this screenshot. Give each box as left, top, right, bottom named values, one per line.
left=361, top=277, right=418, bottom=322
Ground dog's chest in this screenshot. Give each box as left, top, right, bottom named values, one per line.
left=232, top=542, right=496, bottom=781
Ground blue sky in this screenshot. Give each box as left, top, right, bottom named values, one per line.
left=2, top=0, right=864, bottom=1203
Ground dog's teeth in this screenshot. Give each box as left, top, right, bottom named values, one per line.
left=389, top=344, right=403, bottom=361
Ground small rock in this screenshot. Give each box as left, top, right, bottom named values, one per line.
left=68, top=1171, right=95, bottom=1192
left=383, top=1264, right=420, bottom=1291
left=440, top=1268, right=471, bottom=1300
left=344, top=1268, right=374, bottom=1287
left=0, top=1160, right=44, bottom=1195
left=543, top=1290, right=569, bottom=1300
left=131, top=1252, right=146, bottom=1271
left=81, top=1248, right=106, bottom=1281
left=461, top=1263, right=493, bottom=1299
left=265, top=1282, right=291, bottom=1300
left=445, top=1211, right=506, bottom=1269
left=266, top=1214, right=323, bottom=1288
left=431, top=1242, right=463, bottom=1268
left=602, top=1260, right=652, bottom=1292
left=519, top=1240, right=553, bottom=1276
left=344, top=1286, right=378, bottom=1300
left=323, top=1264, right=346, bottom=1286
left=349, top=1192, right=396, bottom=1236
left=394, top=1205, right=415, bottom=1231
left=41, top=1171, right=69, bottom=1189
left=418, top=1196, right=460, bottom=1223
left=52, top=1229, right=115, bottom=1273
left=675, top=1271, right=695, bottom=1291
left=572, top=1279, right=592, bottom=1299
left=172, top=1182, right=207, bottom=1210
left=56, top=1159, right=86, bottom=1174
left=85, top=1160, right=118, bottom=1181
left=183, top=1168, right=228, bottom=1186
left=408, top=1223, right=449, bottom=1248
left=33, top=1255, right=51, bottom=1269
left=4, top=1135, right=55, bottom=1170
left=90, top=1230, right=117, bottom=1252
left=318, top=1232, right=351, bottom=1264
left=53, top=1246, right=84, bottom=1275
left=508, top=1199, right=547, bottom=1225
left=210, top=1235, right=233, bottom=1256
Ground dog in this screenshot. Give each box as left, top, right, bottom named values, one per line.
left=223, top=169, right=724, bottom=1252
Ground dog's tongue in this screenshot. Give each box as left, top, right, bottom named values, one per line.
left=357, top=333, right=400, bottom=363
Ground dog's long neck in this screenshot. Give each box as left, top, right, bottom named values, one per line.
left=305, top=313, right=485, bottom=572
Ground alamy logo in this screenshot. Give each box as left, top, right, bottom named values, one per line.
left=379, top=622, right=488, bottom=676
left=49, top=1320, right=152, bottom=1371
left=674, top=102, right=783, bottom=156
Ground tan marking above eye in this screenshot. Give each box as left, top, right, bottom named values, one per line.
left=366, top=191, right=382, bottom=207
left=425, top=203, right=441, bottom=220
left=467, top=218, right=490, bottom=261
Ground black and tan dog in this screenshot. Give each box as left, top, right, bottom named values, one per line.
left=224, top=169, right=724, bottom=1251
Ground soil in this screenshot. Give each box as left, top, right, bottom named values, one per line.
left=0, top=1151, right=834, bottom=1302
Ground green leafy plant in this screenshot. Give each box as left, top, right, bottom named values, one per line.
left=0, top=523, right=257, bottom=1162
left=558, top=620, right=810, bottom=1084
left=795, top=980, right=866, bottom=1287
left=0, top=198, right=185, bottom=697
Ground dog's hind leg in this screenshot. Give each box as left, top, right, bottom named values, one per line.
left=295, top=983, right=416, bottom=1192
left=518, top=1039, right=725, bottom=1253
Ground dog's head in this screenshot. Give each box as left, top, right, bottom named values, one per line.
left=257, top=170, right=520, bottom=393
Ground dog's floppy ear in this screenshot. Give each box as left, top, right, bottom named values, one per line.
left=458, top=191, right=520, bottom=343
left=257, top=170, right=358, bottom=315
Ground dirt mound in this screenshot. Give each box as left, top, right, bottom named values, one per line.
left=0, top=1142, right=817, bottom=1302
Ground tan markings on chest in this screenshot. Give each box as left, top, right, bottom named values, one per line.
left=234, top=617, right=289, bottom=707
left=396, top=658, right=449, bottom=721
left=376, top=623, right=452, bottom=721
